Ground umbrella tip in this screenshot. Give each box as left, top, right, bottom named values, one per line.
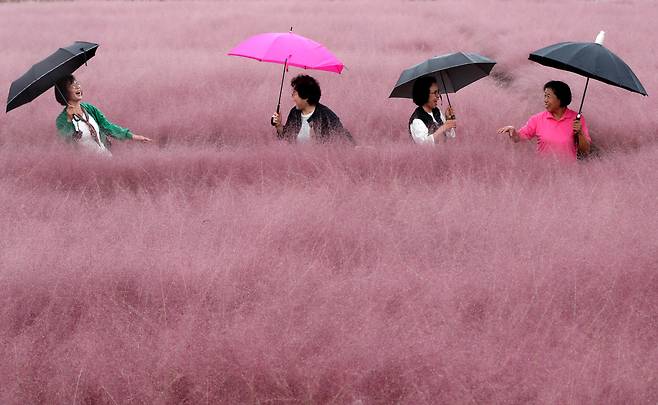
left=595, top=31, right=605, bottom=45
left=290, top=26, right=293, bottom=32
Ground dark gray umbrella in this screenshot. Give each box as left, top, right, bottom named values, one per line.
left=6, top=41, right=98, bottom=113
left=528, top=32, right=647, bottom=118
left=389, top=52, right=496, bottom=108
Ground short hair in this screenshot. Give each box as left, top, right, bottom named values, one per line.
left=291, top=74, right=321, bottom=105
left=544, top=80, right=572, bottom=107
left=55, top=74, right=75, bottom=106
left=412, top=76, right=437, bottom=107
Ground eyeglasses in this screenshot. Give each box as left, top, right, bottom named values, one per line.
left=70, top=81, right=82, bottom=88
left=429, top=90, right=441, bottom=96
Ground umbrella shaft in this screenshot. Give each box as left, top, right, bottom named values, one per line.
left=577, top=77, right=590, bottom=117
left=55, top=85, right=67, bottom=104
left=271, top=58, right=288, bottom=126
left=439, top=72, right=452, bottom=108
left=276, top=58, right=288, bottom=113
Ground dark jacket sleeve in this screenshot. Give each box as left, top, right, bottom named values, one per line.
left=321, top=107, right=355, bottom=145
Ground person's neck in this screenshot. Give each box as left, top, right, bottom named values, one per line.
left=422, top=104, right=433, bottom=113
left=301, top=104, right=316, bottom=115
left=68, top=101, right=82, bottom=109
left=550, top=107, right=566, bottom=119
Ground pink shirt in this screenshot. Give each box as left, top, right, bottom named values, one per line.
left=519, top=108, right=591, bottom=160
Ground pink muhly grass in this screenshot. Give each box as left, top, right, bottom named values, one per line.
left=1, top=0, right=657, bottom=403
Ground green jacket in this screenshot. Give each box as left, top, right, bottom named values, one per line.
left=56, top=102, right=132, bottom=148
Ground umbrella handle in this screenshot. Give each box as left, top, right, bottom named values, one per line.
left=446, top=104, right=456, bottom=120
left=271, top=101, right=281, bottom=127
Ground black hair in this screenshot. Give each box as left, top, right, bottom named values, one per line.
left=412, top=76, right=438, bottom=107
left=291, top=74, right=321, bottom=105
left=544, top=80, right=572, bottom=107
left=55, top=74, right=75, bottom=106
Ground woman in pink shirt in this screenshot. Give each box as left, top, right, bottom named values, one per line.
left=497, top=81, right=591, bottom=160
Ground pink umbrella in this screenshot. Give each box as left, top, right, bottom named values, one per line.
left=228, top=28, right=344, bottom=125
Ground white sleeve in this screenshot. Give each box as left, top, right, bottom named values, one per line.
left=410, top=119, right=435, bottom=144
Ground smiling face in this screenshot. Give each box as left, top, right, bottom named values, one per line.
left=424, top=83, right=441, bottom=111
left=66, top=79, right=83, bottom=103
left=544, top=87, right=561, bottom=114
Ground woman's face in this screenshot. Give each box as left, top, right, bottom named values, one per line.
left=544, top=88, right=561, bottom=113
left=424, top=83, right=441, bottom=109
left=291, top=88, right=309, bottom=110
left=66, top=79, right=83, bottom=103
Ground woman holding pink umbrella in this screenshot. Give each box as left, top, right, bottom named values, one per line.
left=271, top=74, right=353, bottom=144
left=229, top=29, right=352, bottom=144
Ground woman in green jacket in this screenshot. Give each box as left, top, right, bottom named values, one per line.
left=55, top=74, right=151, bottom=154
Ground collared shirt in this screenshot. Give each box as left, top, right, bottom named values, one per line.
left=519, top=108, right=591, bottom=160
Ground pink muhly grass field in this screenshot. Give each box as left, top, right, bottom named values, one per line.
left=1, top=1, right=657, bottom=403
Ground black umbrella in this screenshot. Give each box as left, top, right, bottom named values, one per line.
left=389, top=52, right=496, bottom=110
left=6, top=41, right=98, bottom=113
left=528, top=31, right=647, bottom=119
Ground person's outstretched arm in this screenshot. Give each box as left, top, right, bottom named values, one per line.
left=498, top=114, right=537, bottom=143
left=497, top=125, right=521, bottom=142
left=86, top=103, right=151, bottom=142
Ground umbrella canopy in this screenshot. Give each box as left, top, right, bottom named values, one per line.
left=529, top=31, right=647, bottom=116
left=6, top=41, right=99, bottom=113
left=389, top=52, right=496, bottom=104
left=529, top=36, right=647, bottom=96
left=228, top=30, right=344, bottom=73
left=228, top=29, right=344, bottom=123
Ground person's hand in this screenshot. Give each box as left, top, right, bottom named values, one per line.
left=131, top=134, right=151, bottom=143
left=445, top=106, right=455, bottom=119
left=442, top=119, right=457, bottom=131
left=65, top=105, right=75, bottom=122
left=572, top=118, right=582, bottom=135
left=65, top=104, right=80, bottom=122
left=271, top=112, right=282, bottom=128
left=497, top=126, right=515, bottom=138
